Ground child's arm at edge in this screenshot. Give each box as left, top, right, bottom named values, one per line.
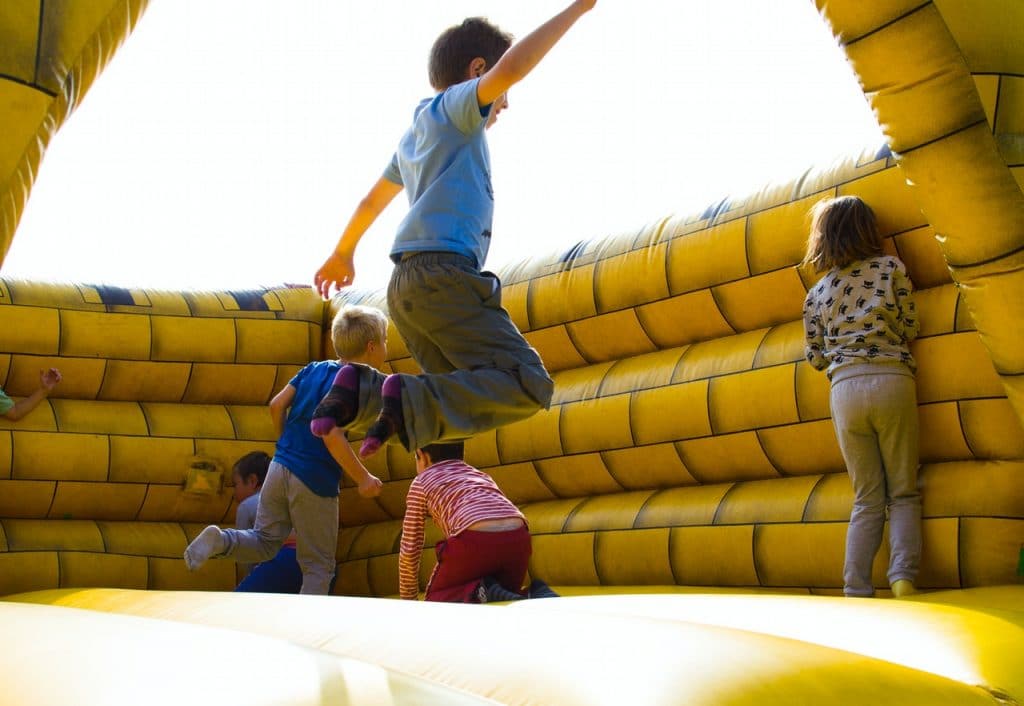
left=398, top=481, right=426, bottom=600
left=2, top=368, right=62, bottom=421
left=477, top=0, right=596, bottom=108
left=323, top=428, right=383, bottom=498
left=315, top=176, right=404, bottom=298
left=802, top=296, right=829, bottom=371
left=894, top=265, right=920, bottom=343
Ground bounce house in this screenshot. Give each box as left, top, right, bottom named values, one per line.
left=1, top=2, right=1023, bottom=704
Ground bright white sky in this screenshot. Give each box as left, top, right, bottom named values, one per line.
left=3, top=0, right=885, bottom=291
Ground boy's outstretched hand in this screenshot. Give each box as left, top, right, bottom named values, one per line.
left=314, top=252, right=356, bottom=299
left=39, top=368, right=62, bottom=391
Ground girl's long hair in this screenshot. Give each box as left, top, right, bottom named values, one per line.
left=803, top=195, right=883, bottom=272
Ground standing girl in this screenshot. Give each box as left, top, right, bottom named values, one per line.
left=802, top=195, right=921, bottom=598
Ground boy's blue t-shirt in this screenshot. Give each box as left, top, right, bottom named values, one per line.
left=384, top=77, right=494, bottom=270
left=273, top=360, right=343, bottom=498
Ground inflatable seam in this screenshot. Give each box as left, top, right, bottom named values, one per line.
left=842, top=2, right=933, bottom=47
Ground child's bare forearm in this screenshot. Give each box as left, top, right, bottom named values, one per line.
left=316, top=177, right=401, bottom=296
left=480, top=0, right=595, bottom=103
left=270, top=407, right=285, bottom=437
left=332, top=177, right=403, bottom=257
left=3, top=388, right=48, bottom=421
left=333, top=198, right=381, bottom=258
left=324, top=431, right=363, bottom=476
left=268, top=385, right=294, bottom=438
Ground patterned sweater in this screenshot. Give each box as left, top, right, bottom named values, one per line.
left=399, top=459, right=525, bottom=600
left=803, top=255, right=919, bottom=381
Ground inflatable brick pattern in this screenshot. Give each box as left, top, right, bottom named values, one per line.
left=1, top=2, right=1023, bottom=704
left=0, top=0, right=1021, bottom=605
left=0, top=284, right=351, bottom=592
left=328, top=152, right=1024, bottom=597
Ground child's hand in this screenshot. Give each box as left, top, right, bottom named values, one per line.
left=314, top=252, right=357, bottom=299
left=39, top=368, right=62, bottom=392
left=358, top=475, right=383, bottom=498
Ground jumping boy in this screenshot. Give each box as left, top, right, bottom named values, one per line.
left=183, top=305, right=387, bottom=594
left=311, top=1, right=597, bottom=457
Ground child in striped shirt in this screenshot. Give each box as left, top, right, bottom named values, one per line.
left=399, top=442, right=557, bottom=603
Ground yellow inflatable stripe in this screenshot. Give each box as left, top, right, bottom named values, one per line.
left=0, top=600, right=491, bottom=706
left=0, top=479, right=54, bottom=517
left=37, top=586, right=991, bottom=706
left=0, top=389, right=1017, bottom=524
left=389, top=271, right=964, bottom=378
left=960, top=398, right=1024, bottom=458
left=344, top=420, right=1016, bottom=516
left=508, top=587, right=1024, bottom=702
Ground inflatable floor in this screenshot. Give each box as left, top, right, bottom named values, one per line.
left=1, top=1, right=1022, bottom=704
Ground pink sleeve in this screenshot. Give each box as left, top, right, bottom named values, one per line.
left=398, top=480, right=426, bottom=600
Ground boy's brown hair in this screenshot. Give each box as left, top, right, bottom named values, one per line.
left=331, top=305, right=388, bottom=360
left=419, top=442, right=465, bottom=464
left=428, top=17, right=513, bottom=91
left=803, top=195, right=884, bottom=272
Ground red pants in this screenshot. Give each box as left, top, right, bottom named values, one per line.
left=424, top=526, right=532, bottom=603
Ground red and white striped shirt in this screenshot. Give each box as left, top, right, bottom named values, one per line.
left=399, top=459, right=525, bottom=600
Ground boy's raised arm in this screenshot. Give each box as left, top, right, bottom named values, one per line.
left=477, top=0, right=596, bottom=108
left=315, top=176, right=403, bottom=298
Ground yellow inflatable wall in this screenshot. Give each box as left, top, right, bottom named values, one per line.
left=1, top=1, right=1022, bottom=704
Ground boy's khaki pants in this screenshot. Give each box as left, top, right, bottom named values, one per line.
left=348, top=252, right=554, bottom=450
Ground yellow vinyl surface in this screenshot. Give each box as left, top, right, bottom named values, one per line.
left=8, top=586, right=1023, bottom=706
left=0, top=599, right=495, bottom=706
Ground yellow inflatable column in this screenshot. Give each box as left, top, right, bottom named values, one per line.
left=816, top=1, right=1024, bottom=424
left=0, top=1, right=149, bottom=262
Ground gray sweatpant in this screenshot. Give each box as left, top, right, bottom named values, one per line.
left=347, top=252, right=554, bottom=450
left=830, top=367, right=921, bottom=597
left=219, top=461, right=339, bottom=595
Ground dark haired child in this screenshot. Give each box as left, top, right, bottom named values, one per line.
left=399, top=442, right=557, bottom=603
left=230, top=450, right=273, bottom=581
left=232, top=451, right=271, bottom=534
left=802, top=195, right=921, bottom=598
left=229, top=450, right=309, bottom=593
left=311, top=1, right=597, bottom=457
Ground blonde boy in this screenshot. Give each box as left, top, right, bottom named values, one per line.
left=184, top=305, right=387, bottom=594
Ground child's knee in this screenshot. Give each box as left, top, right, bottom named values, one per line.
left=518, top=363, right=553, bottom=408
left=255, top=533, right=286, bottom=559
